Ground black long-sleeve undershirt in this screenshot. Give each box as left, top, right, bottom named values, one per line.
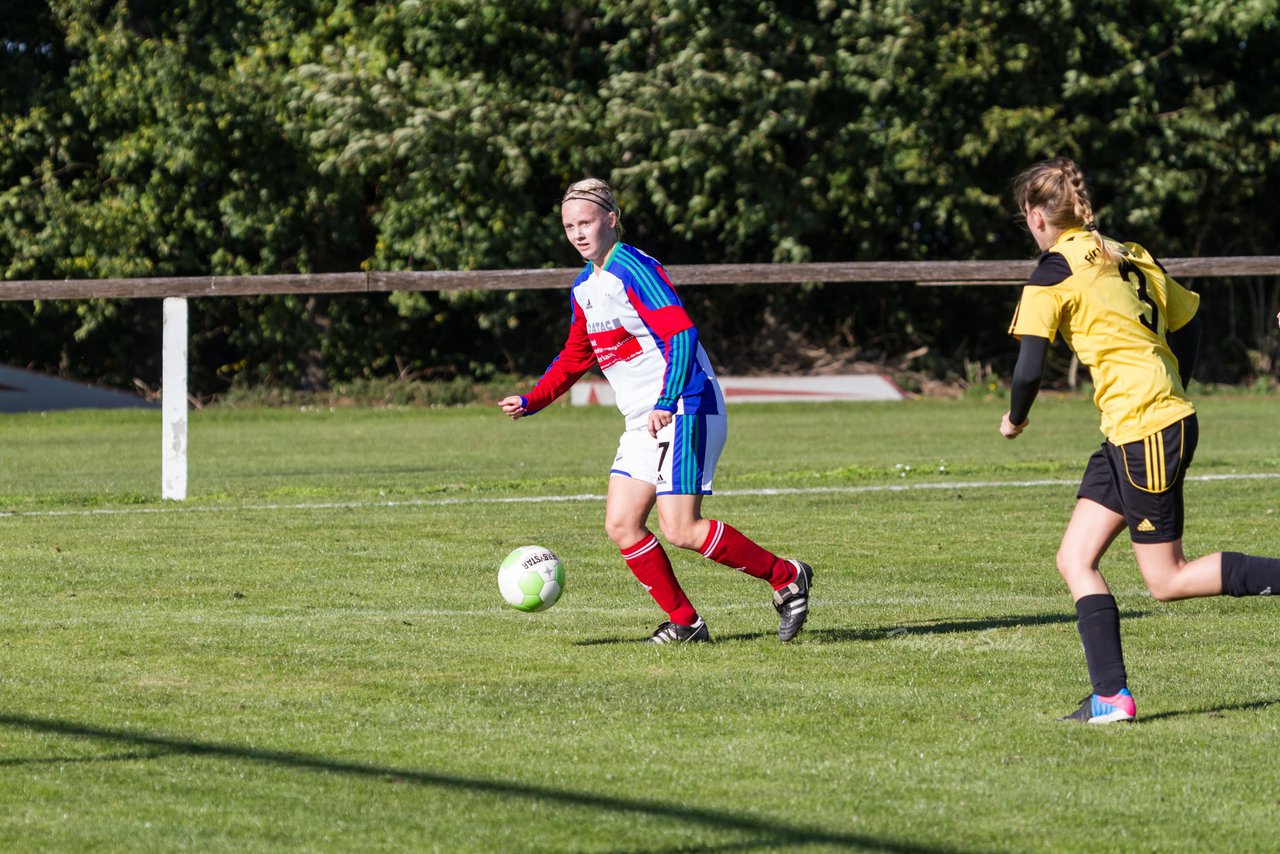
left=1167, top=314, right=1202, bottom=390
left=1008, top=335, right=1049, bottom=426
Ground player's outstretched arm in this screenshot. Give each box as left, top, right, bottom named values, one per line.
left=499, top=395, right=527, bottom=420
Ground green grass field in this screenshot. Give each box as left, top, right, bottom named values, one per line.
left=2, top=396, right=1279, bottom=852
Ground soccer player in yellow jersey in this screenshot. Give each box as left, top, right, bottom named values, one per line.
left=1001, top=157, right=1280, bottom=724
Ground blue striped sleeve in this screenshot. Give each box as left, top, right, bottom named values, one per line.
left=613, top=248, right=679, bottom=310
left=654, top=327, right=697, bottom=412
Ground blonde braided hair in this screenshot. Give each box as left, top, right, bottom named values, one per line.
left=1013, top=157, right=1120, bottom=266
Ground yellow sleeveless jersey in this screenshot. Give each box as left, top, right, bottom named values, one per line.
left=1008, top=228, right=1200, bottom=445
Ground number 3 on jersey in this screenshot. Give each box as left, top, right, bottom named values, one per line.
left=1119, top=260, right=1161, bottom=335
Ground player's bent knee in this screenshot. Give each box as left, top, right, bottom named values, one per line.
left=1138, top=565, right=1188, bottom=601
left=1143, top=575, right=1188, bottom=602
left=662, top=531, right=700, bottom=551
left=604, top=519, right=640, bottom=547
left=1055, top=552, right=1085, bottom=580
left=1148, top=587, right=1180, bottom=603
left=657, top=522, right=700, bottom=551
left=1055, top=556, right=1104, bottom=595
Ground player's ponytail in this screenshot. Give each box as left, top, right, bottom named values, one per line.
left=562, top=178, right=624, bottom=237
left=1014, top=158, right=1121, bottom=266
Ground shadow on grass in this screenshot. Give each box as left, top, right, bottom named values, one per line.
left=0, top=711, right=959, bottom=854
left=802, top=611, right=1153, bottom=644
left=576, top=611, right=1152, bottom=646
left=1139, top=697, right=1280, bottom=723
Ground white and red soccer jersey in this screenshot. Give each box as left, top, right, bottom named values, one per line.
left=522, top=243, right=724, bottom=429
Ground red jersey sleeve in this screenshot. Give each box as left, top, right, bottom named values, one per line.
left=522, top=298, right=596, bottom=415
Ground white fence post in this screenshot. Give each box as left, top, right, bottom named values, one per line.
left=162, top=297, right=188, bottom=500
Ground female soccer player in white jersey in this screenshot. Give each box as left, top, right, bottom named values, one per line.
left=499, top=178, right=812, bottom=644
left=1001, top=157, right=1280, bottom=723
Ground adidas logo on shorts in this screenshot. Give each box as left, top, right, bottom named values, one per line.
left=1137, top=519, right=1156, bottom=533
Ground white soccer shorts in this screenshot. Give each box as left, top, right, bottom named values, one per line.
left=609, top=413, right=727, bottom=495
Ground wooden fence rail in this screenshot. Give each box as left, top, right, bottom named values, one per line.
left=4, top=255, right=1276, bottom=501
left=3, top=256, right=1278, bottom=301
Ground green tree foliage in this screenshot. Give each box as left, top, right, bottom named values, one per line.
left=1, top=0, right=1277, bottom=393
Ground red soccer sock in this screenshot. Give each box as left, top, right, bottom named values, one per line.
left=699, top=520, right=795, bottom=589
left=621, top=534, right=698, bottom=626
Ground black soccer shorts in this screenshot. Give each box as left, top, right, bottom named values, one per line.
left=1077, top=414, right=1199, bottom=544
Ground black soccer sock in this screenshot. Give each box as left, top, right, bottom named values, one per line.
left=1221, top=552, right=1280, bottom=597
left=1075, top=594, right=1128, bottom=697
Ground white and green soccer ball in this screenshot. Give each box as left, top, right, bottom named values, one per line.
left=498, top=545, right=564, bottom=612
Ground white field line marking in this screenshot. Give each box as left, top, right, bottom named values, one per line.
left=2, top=468, right=1280, bottom=522
left=2, top=472, right=1278, bottom=520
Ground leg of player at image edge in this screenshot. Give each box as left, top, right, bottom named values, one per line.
left=1060, top=554, right=1280, bottom=724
